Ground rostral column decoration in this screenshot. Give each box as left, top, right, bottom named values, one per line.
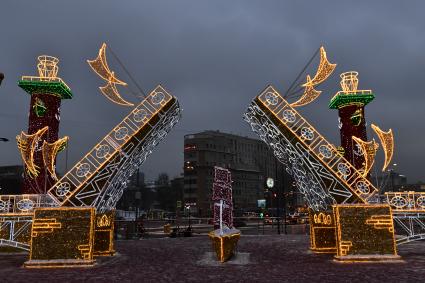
left=18, top=56, right=72, bottom=194
left=329, top=71, right=374, bottom=174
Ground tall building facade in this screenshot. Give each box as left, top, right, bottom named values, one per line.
left=183, top=130, right=299, bottom=217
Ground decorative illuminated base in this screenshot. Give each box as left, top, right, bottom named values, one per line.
left=334, top=254, right=402, bottom=263
left=208, top=230, right=240, bottom=263
left=333, top=204, right=399, bottom=261
left=93, top=211, right=115, bottom=257
left=309, top=209, right=337, bottom=254
left=26, top=207, right=96, bottom=269
left=24, top=259, right=95, bottom=268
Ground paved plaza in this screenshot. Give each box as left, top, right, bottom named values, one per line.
left=1, top=234, right=424, bottom=282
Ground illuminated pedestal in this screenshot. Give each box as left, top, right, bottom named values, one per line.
left=24, top=207, right=95, bottom=268
left=309, top=209, right=337, bottom=254
left=93, top=210, right=115, bottom=256
left=333, top=204, right=401, bottom=263
left=208, top=231, right=240, bottom=263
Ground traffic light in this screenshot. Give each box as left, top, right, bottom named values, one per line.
left=273, top=193, right=277, bottom=198
left=259, top=212, right=264, bottom=219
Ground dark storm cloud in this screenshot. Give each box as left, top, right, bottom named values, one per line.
left=1, top=0, right=424, bottom=182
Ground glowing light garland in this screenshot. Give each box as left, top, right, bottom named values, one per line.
left=48, top=85, right=181, bottom=212
left=212, top=166, right=233, bottom=231
left=302, top=46, right=337, bottom=87
left=16, top=126, right=49, bottom=178
left=333, top=204, right=399, bottom=262
left=352, top=136, right=379, bottom=177
left=24, top=207, right=96, bottom=268
left=244, top=85, right=378, bottom=211
left=371, top=123, right=394, bottom=172
left=87, top=43, right=126, bottom=85
left=99, top=81, right=134, bottom=107
left=291, top=46, right=336, bottom=108
left=42, top=136, right=69, bottom=180
left=290, top=75, right=322, bottom=108
left=87, top=43, right=134, bottom=107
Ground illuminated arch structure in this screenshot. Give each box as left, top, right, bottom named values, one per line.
left=244, top=86, right=378, bottom=211
left=244, top=82, right=425, bottom=261
left=0, top=84, right=181, bottom=267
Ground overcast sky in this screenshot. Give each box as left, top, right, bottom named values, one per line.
left=1, top=1, right=424, bottom=183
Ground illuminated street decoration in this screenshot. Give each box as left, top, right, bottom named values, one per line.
left=93, top=210, right=115, bottom=256
left=333, top=204, right=399, bottom=262
left=212, top=166, right=233, bottom=230
left=99, top=81, right=134, bottom=107
left=371, top=123, right=394, bottom=171
left=24, top=207, right=95, bottom=268
left=0, top=194, right=56, bottom=251
left=385, top=191, right=425, bottom=245
left=87, top=43, right=126, bottom=85
left=302, top=46, right=337, bottom=87
left=329, top=71, right=374, bottom=172
left=244, top=85, right=378, bottom=211
left=352, top=136, right=379, bottom=177
left=16, top=126, right=49, bottom=178
left=18, top=56, right=73, bottom=194
left=87, top=43, right=133, bottom=106
left=42, top=136, right=69, bottom=180
left=48, top=85, right=181, bottom=212
left=291, top=46, right=336, bottom=108
left=33, top=98, right=47, bottom=117
left=309, top=209, right=337, bottom=253
left=290, top=75, right=322, bottom=108
left=209, top=166, right=240, bottom=262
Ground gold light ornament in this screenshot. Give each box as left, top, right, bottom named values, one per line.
left=371, top=124, right=394, bottom=172
left=87, top=43, right=134, bottom=107
left=302, top=46, right=337, bottom=87
left=352, top=136, right=379, bottom=177
left=290, top=75, right=322, bottom=107
left=99, top=81, right=134, bottom=107
left=87, top=43, right=127, bottom=85
left=42, top=136, right=69, bottom=180
left=16, top=126, right=49, bottom=178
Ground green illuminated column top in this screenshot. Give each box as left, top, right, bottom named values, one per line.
left=329, top=71, right=374, bottom=109
left=18, top=55, right=73, bottom=99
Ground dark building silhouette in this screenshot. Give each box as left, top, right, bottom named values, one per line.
left=183, top=130, right=302, bottom=217
left=0, top=165, right=24, bottom=195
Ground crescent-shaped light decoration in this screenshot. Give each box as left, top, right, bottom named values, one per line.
left=16, top=126, right=49, bottom=178
left=290, top=75, right=322, bottom=107
left=352, top=136, right=379, bottom=177
left=99, top=81, right=135, bottom=107
left=87, top=43, right=127, bottom=86
left=42, top=136, right=69, bottom=180
left=302, top=46, right=337, bottom=87
left=371, top=123, right=394, bottom=172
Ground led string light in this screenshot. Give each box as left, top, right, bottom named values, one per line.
left=289, top=75, right=322, bottom=107
left=87, top=43, right=126, bottom=85
left=290, top=46, right=336, bottom=108
left=303, top=46, right=337, bottom=87
left=42, top=136, right=69, bottom=180
left=16, top=126, right=49, bottom=178
left=247, top=85, right=379, bottom=209
left=371, top=123, right=394, bottom=172
left=352, top=136, right=379, bottom=177
left=99, top=80, right=134, bottom=107
left=47, top=85, right=181, bottom=213
left=87, top=43, right=134, bottom=107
